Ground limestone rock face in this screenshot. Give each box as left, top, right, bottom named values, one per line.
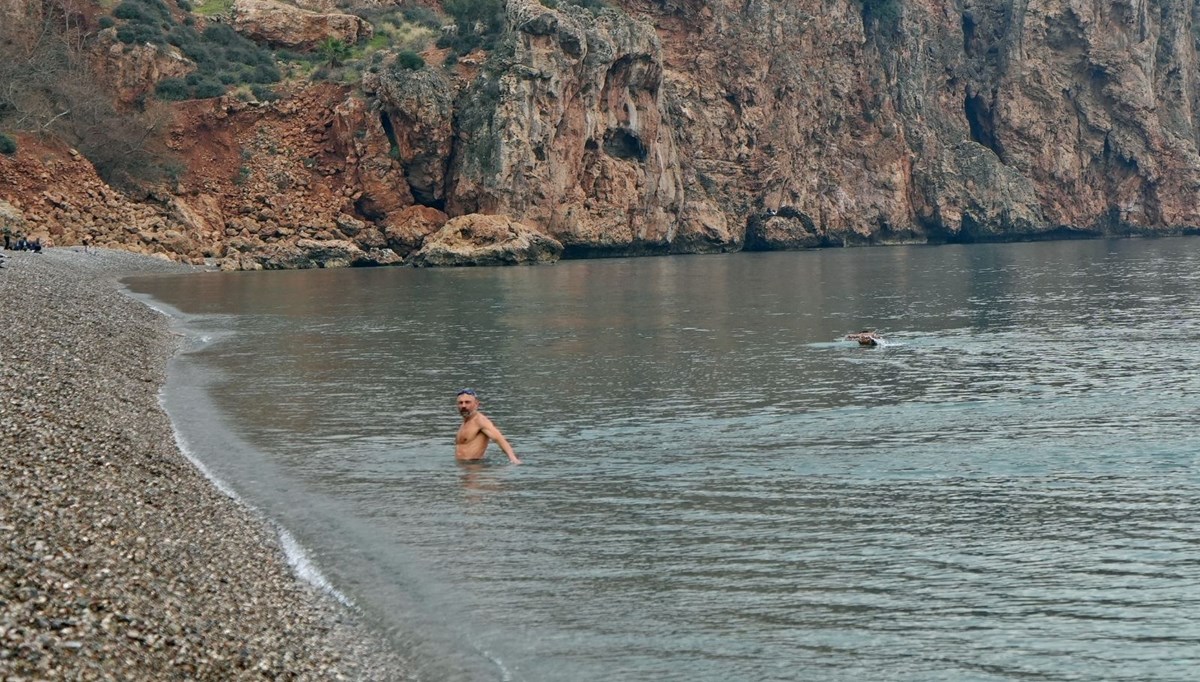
left=910, top=141, right=1047, bottom=242
left=746, top=208, right=840, bottom=251
left=446, top=1, right=687, bottom=255
left=231, top=0, right=372, bottom=50
left=978, top=0, right=1200, bottom=232
left=329, top=95, right=412, bottom=222
left=620, top=0, right=1200, bottom=244
left=410, top=213, right=563, bottom=266
left=367, top=67, right=454, bottom=210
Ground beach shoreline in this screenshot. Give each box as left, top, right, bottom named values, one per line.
left=0, top=248, right=410, bottom=680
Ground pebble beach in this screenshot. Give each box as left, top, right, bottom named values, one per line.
left=0, top=249, right=410, bottom=680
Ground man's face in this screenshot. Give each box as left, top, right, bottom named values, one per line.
left=457, top=394, right=479, bottom=417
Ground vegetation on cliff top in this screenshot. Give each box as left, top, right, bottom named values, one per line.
left=279, top=5, right=437, bottom=86
left=0, top=0, right=507, bottom=192
left=107, top=0, right=281, bottom=100
left=0, top=0, right=179, bottom=192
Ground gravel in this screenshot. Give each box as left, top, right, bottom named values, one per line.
left=0, top=248, right=412, bottom=680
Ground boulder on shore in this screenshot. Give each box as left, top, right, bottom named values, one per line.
left=410, top=214, right=563, bottom=267
left=220, top=238, right=402, bottom=269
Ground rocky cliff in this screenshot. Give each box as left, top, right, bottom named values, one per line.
left=2, top=0, right=1199, bottom=268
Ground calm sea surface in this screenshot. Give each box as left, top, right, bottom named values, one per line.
left=125, top=239, right=1200, bottom=681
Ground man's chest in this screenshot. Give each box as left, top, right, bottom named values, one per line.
left=456, top=421, right=483, bottom=443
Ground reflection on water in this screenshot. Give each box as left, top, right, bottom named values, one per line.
left=126, top=238, right=1200, bottom=681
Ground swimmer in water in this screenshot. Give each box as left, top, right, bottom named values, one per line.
left=454, top=388, right=521, bottom=464
left=845, top=330, right=883, bottom=346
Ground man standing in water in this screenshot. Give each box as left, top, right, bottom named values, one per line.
left=455, top=389, right=522, bottom=464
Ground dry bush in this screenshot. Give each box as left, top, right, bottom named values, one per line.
left=0, top=0, right=178, bottom=193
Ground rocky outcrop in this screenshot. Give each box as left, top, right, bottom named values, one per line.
left=0, top=137, right=201, bottom=261
left=92, top=32, right=194, bottom=106
left=382, top=205, right=447, bottom=253
left=231, top=0, right=372, bottom=50
left=0, top=86, right=416, bottom=269
left=410, top=213, right=563, bottom=266
left=222, top=237, right=402, bottom=269
left=163, top=86, right=417, bottom=268
left=445, top=0, right=687, bottom=255
left=366, top=67, right=454, bottom=210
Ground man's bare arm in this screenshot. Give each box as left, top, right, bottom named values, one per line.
left=480, top=419, right=521, bottom=464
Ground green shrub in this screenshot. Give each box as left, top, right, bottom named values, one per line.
left=442, top=0, right=506, bottom=52
left=113, top=0, right=168, bottom=24
left=154, top=77, right=190, bottom=100
left=248, top=63, right=281, bottom=83
left=0, top=133, right=17, bottom=155
left=116, top=23, right=162, bottom=45
left=395, top=50, right=425, bottom=70
left=193, top=79, right=225, bottom=98
left=251, top=84, right=279, bottom=101
left=97, top=16, right=115, bottom=29
left=443, top=0, right=505, bottom=32
left=401, top=5, right=442, bottom=29
left=203, top=23, right=239, bottom=45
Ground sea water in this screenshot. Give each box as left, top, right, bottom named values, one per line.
left=124, top=238, right=1200, bottom=681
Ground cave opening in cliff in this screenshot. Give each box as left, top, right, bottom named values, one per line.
left=962, top=13, right=977, bottom=55
left=379, top=111, right=399, bottom=157
left=964, top=94, right=1003, bottom=160
left=603, top=128, right=647, bottom=161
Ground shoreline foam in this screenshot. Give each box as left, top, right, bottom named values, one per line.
left=0, top=248, right=410, bottom=679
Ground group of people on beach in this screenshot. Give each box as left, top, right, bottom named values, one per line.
left=0, top=231, right=42, bottom=268
left=2, top=230, right=42, bottom=253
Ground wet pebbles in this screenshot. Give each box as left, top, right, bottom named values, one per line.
left=0, top=249, right=410, bottom=680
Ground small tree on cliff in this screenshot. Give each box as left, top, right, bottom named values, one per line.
left=318, top=38, right=352, bottom=67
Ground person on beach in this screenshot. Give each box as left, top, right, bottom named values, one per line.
left=455, top=388, right=521, bottom=464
